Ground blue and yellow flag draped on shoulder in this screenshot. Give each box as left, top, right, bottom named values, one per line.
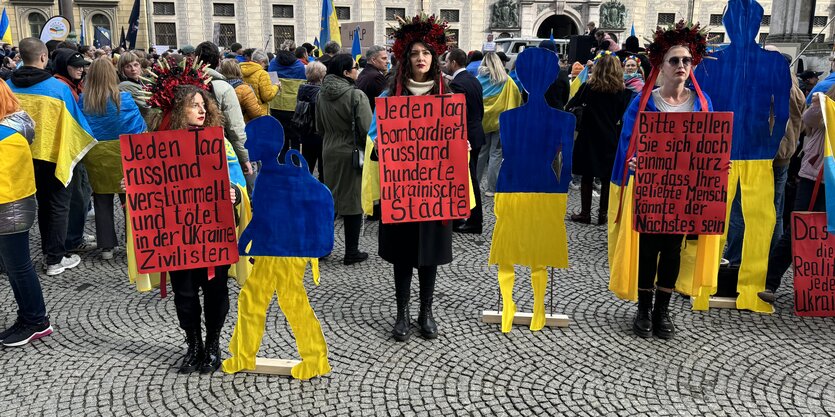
left=10, top=77, right=96, bottom=186
left=268, top=56, right=307, bottom=113
left=817, top=95, right=835, bottom=231
left=478, top=75, right=522, bottom=134
left=0, top=125, right=35, bottom=204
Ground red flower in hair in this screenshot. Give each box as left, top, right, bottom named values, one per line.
left=144, top=56, right=211, bottom=112
left=647, top=20, right=709, bottom=68
left=390, top=13, right=452, bottom=59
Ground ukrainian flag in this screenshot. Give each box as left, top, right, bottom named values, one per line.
left=818, top=94, right=835, bottom=230
left=9, top=77, right=96, bottom=186
left=319, top=0, right=341, bottom=47
left=478, top=76, right=522, bottom=133
left=0, top=8, right=11, bottom=45
left=268, top=57, right=307, bottom=113
left=351, top=26, right=362, bottom=63
left=568, top=66, right=588, bottom=99
left=0, top=125, right=35, bottom=204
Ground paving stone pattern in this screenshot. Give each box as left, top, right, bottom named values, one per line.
left=1, top=192, right=833, bottom=416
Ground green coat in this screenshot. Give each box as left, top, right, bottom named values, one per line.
left=316, top=75, right=372, bottom=215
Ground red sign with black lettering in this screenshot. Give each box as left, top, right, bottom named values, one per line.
left=633, top=112, right=733, bottom=234
left=375, top=94, right=470, bottom=224
left=791, top=212, right=835, bottom=317
left=120, top=127, right=239, bottom=273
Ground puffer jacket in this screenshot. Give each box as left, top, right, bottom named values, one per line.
left=0, top=111, right=37, bottom=235
left=240, top=61, right=278, bottom=116
left=228, top=78, right=263, bottom=122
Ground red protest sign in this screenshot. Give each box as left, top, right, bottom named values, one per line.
left=120, top=127, right=239, bottom=273
left=791, top=212, right=835, bottom=316
left=633, top=112, right=733, bottom=234
left=375, top=94, right=470, bottom=224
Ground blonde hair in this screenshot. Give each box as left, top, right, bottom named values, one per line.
left=218, top=58, right=243, bottom=80
left=117, top=51, right=140, bottom=78
left=0, top=80, right=20, bottom=119
left=481, top=52, right=508, bottom=85
left=587, top=54, right=624, bottom=94
left=83, top=59, right=121, bottom=115
left=305, top=61, right=326, bottom=83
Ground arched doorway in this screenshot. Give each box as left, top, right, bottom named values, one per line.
left=536, top=15, right=579, bottom=39
left=91, top=13, right=112, bottom=47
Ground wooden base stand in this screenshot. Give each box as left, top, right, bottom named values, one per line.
left=481, top=310, right=570, bottom=328
left=707, top=296, right=738, bottom=309
left=243, top=358, right=301, bottom=376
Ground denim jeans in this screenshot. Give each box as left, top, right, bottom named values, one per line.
left=765, top=177, right=826, bottom=292
left=724, top=164, right=789, bottom=265
left=477, top=131, right=502, bottom=193
left=0, top=230, right=47, bottom=325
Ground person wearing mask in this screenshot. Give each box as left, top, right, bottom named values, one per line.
left=445, top=48, right=487, bottom=234
left=539, top=40, right=571, bottom=111
left=316, top=54, right=371, bottom=266
left=194, top=41, right=252, bottom=175
left=297, top=61, right=326, bottom=181
left=565, top=53, right=632, bottom=225
left=356, top=45, right=389, bottom=113
left=9, top=38, right=96, bottom=276
left=268, top=40, right=306, bottom=155
left=78, top=59, right=147, bottom=260
left=0, top=80, right=52, bottom=347
left=218, top=58, right=262, bottom=122
left=241, top=49, right=278, bottom=119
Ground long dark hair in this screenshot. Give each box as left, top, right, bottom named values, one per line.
left=326, top=53, right=356, bottom=82
left=387, top=40, right=444, bottom=96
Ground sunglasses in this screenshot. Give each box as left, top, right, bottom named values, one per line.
left=667, top=56, right=693, bottom=67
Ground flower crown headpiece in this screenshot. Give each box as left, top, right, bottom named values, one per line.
left=621, top=54, right=640, bottom=64
left=593, top=50, right=614, bottom=64
left=646, top=20, right=709, bottom=68
left=390, top=12, right=451, bottom=59
left=143, top=56, right=212, bottom=112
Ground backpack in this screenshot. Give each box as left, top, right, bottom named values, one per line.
left=292, top=87, right=319, bottom=136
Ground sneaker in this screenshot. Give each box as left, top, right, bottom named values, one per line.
left=485, top=191, right=495, bottom=197
left=2, top=320, right=52, bottom=347
left=101, top=249, right=114, bottom=260
left=720, top=258, right=730, bottom=267
left=86, top=207, right=95, bottom=220
left=0, top=319, right=22, bottom=341
left=68, top=235, right=97, bottom=253
left=46, top=254, right=81, bottom=276
left=758, top=289, right=776, bottom=304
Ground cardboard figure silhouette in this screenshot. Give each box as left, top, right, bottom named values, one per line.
left=487, top=48, right=574, bottom=332
left=223, top=116, right=334, bottom=379
left=692, top=0, right=791, bottom=313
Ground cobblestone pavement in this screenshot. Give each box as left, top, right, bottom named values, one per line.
left=1, top=191, right=834, bottom=417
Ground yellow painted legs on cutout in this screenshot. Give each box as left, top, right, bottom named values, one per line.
left=223, top=256, right=331, bottom=380
left=498, top=264, right=548, bottom=333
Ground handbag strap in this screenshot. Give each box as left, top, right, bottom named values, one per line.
left=351, top=92, right=359, bottom=148
left=810, top=167, right=824, bottom=211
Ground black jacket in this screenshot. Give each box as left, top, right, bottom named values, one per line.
left=543, top=70, right=571, bottom=111
left=356, top=65, right=386, bottom=112
left=449, top=70, right=486, bottom=149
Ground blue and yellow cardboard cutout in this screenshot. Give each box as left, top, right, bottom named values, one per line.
left=692, top=0, right=791, bottom=313
left=223, top=115, right=334, bottom=380
left=487, top=48, right=573, bottom=333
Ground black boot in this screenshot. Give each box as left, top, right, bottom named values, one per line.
left=570, top=178, right=592, bottom=224
left=632, top=289, right=653, bottom=338
left=179, top=328, right=204, bottom=374
left=392, top=294, right=411, bottom=342
left=200, top=327, right=222, bottom=373
left=652, top=289, right=675, bottom=339
left=343, top=214, right=368, bottom=265
left=417, top=269, right=438, bottom=339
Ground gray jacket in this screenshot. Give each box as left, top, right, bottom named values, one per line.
left=0, top=111, right=37, bottom=235
left=206, top=68, right=250, bottom=164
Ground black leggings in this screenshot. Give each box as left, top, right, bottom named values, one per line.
left=393, top=263, right=437, bottom=303
left=637, top=233, right=683, bottom=289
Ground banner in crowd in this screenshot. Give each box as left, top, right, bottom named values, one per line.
left=39, top=16, right=71, bottom=43
left=340, top=21, right=375, bottom=49
left=791, top=212, right=835, bottom=317
left=633, top=112, right=733, bottom=234
left=375, top=94, right=470, bottom=224
left=120, top=127, right=239, bottom=273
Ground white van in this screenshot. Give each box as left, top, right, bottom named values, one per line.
left=494, top=37, right=569, bottom=68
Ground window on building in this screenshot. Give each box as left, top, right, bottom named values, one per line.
left=657, top=13, right=675, bottom=26
left=273, top=25, right=295, bottom=51
left=708, top=32, right=725, bottom=43
left=709, top=14, right=723, bottom=26
left=213, top=3, right=235, bottom=17
left=218, top=23, right=236, bottom=47
left=91, top=14, right=112, bottom=46
left=758, top=33, right=768, bottom=43
left=153, top=2, right=175, bottom=15
left=27, top=12, right=46, bottom=38
left=335, top=7, right=350, bottom=20
left=154, top=22, right=177, bottom=46
left=440, top=9, right=460, bottom=23
left=761, top=15, right=770, bottom=26
left=385, top=7, right=405, bottom=21
left=814, top=16, right=828, bottom=26
left=272, top=5, right=293, bottom=18
left=447, top=29, right=459, bottom=43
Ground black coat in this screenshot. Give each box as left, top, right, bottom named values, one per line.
left=377, top=84, right=453, bottom=267
left=544, top=70, right=571, bottom=110
left=356, top=65, right=387, bottom=112
left=566, top=83, right=632, bottom=178
left=449, top=70, right=486, bottom=149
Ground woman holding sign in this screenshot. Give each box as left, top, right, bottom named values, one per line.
left=609, top=21, right=714, bottom=339
left=80, top=59, right=147, bottom=260
left=375, top=15, right=453, bottom=342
